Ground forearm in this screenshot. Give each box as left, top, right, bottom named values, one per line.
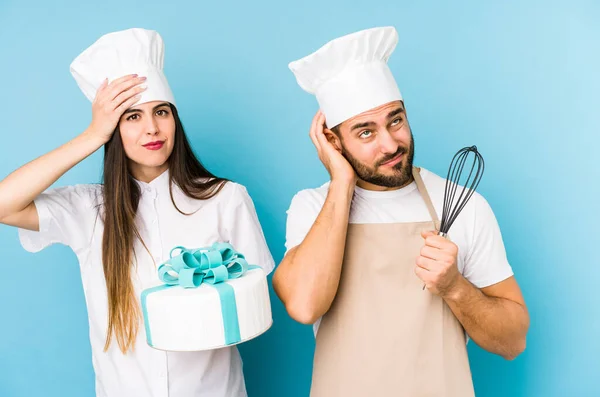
left=443, top=276, right=529, bottom=360
left=0, top=130, right=103, bottom=220
left=273, top=181, right=354, bottom=324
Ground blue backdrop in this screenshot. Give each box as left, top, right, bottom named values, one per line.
left=0, top=0, right=598, bottom=396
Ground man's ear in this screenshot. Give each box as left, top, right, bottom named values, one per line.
left=323, top=128, right=342, bottom=152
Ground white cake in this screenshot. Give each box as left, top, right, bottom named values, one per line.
left=141, top=267, right=272, bottom=351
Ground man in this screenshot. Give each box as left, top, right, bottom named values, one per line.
left=273, top=26, right=529, bottom=396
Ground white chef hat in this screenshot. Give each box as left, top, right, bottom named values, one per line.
left=70, top=28, right=175, bottom=107
left=289, top=26, right=402, bottom=128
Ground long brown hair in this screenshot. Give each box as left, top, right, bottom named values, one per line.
left=101, top=104, right=228, bottom=353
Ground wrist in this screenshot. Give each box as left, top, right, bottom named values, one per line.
left=440, top=274, right=470, bottom=302
left=329, top=178, right=355, bottom=201
left=80, top=128, right=108, bottom=148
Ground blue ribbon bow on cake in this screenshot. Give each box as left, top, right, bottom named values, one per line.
left=141, top=242, right=259, bottom=347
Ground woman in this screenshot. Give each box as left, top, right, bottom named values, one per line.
left=0, top=28, right=274, bottom=397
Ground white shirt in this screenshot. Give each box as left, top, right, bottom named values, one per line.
left=18, top=170, right=275, bottom=397
left=284, top=167, right=513, bottom=335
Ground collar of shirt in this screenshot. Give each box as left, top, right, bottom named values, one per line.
left=134, top=169, right=170, bottom=199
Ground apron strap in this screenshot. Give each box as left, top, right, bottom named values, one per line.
left=412, top=167, right=440, bottom=225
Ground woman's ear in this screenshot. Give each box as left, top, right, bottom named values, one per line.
left=323, top=128, right=342, bottom=152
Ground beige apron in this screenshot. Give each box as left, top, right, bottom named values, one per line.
left=310, top=167, right=475, bottom=397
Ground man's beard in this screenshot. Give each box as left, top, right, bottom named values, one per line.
left=342, top=135, right=415, bottom=188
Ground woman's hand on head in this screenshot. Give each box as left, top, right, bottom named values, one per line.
left=85, top=74, right=147, bottom=145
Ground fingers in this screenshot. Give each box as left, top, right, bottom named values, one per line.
left=421, top=231, right=449, bottom=250
left=309, top=124, right=320, bottom=153
left=313, top=112, right=338, bottom=155
left=110, top=74, right=141, bottom=88
left=107, top=75, right=146, bottom=102
left=113, top=84, right=146, bottom=110
left=314, top=112, right=330, bottom=149
left=415, top=255, right=436, bottom=271
left=93, top=78, right=109, bottom=104
left=116, top=94, right=143, bottom=113
left=97, top=78, right=108, bottom=93
left=93, top=74, right=144, bottom=109
left=419, top=249, right=455, bottom=269
left=421, top=230, right=437, bottom=239
left=414, top=266, right=431, bottom=285
left=419, top=246, right=440, bottom=261
left=309, top=110, right=324, bottom=152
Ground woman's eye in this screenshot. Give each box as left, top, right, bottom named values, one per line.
left=126, top=114, right=139, bottom=121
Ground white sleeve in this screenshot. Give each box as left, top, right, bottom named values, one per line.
left=18, top=185, right=99, bottom=254
left=284, top=189, right=324, bottom=254
left=284, top=189, right=327, bottom=335
left=223, top=183, right=275, bottom=275
left=462, top=194, right=514, bottom=288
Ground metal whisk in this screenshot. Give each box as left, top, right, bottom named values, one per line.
left=439, top=145, right=485, bottom=236
left=422, top=145, right=485, bottom=290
